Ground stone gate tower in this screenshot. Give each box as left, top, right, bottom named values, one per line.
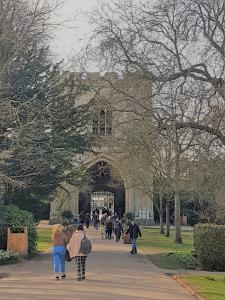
left=50, top=72, right=154, bottom=225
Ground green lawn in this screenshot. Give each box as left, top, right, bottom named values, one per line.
left=138, top=228, right=195, bottom=269
left=138, top=228, right=194, bottom=253
left=182, top=275, right=225, bottom=300
left=37, top=228, right=52, bottom=252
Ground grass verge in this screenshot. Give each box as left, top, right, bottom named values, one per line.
left=138, top=228, right=196, bottom=269
left=37, top=228, right=52, bottom=252
left=182, top=275, right=225, bottom=300
left=138, top=228, right=193, bottom=253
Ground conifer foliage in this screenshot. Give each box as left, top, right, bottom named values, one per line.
left=0, top=0, right=90, bottom=203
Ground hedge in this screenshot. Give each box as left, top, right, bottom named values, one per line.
left=170, top=251, right=198, bottom=270
left=194, top=224, right=225, bottom=271
left=0, top=205, right=38, bottom=255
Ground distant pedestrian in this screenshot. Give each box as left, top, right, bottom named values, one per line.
left=106, top=217, right=113, bottom=239
left=102, top=207, right=109, bottom=216
left=67, top=224, right=92, bottom=281
left=114, top=218, right=123, bottom=242
left=126, top=220, right=142, bottom=254
left=85, top=212, right=90, bottom=228
left=111, top=212, right=118, bottom=222
left=111, top=212, right=118, bottom=236
left=79, top=211, right=85, bottom=225
left=92, top=208, right=100, bottom=215
left=104, top=217, right=108, bottom=236
left=51, top=224, right=67, bottom=280
left=93, top=209, right=100, bottom=230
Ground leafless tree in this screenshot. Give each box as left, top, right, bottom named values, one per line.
left=81, top=0, right=225, bottom=242
left=86, top=0, right=225, bottom=143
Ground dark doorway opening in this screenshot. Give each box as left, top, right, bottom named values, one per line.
left=79, top=161, right=125, bottom=218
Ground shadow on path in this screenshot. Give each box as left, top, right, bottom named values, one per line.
left=0, top=228, right=195, bottom=300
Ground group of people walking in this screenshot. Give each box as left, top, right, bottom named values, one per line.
left=100, top=211, right=142, bottom=254
left=51, top=209, right=142, bottom=281
left=100, top=212, right=123, bottom=241
left=51, top=224, right=92, bottom=281
left=79, top=209, right=100, bottom=230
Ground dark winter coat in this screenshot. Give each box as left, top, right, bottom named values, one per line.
left=114, top=221, right=123, bottom=239
left=107, top=220, right=113, bottom=232
left=126, top=223, right=142, bottom=239
left=85, top=213, right=90, bottom=222
left=79, top=212, right=85, bottom=223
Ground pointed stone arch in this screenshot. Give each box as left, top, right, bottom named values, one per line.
left=79, top=154, right=128, bottom=217
left=50, top=152, right=155, bottom=225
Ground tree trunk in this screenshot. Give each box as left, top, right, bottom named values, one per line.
left=174, top=123, right=182, bottom=244
left=159, top=211, right=165, bottom=234
left=174, top=191, right=182, bottom=243
left=165, top=199, right=170, bottom=237
left=159, top=195, right=164, bottom=234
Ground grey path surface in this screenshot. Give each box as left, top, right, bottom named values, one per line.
left=0, top=228, right=196, bottom=300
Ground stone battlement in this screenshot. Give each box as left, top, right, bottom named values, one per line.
left=58, top=70, right=150, bottom=83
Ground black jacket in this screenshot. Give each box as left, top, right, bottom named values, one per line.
left=126, top=223, right=142, bottom=239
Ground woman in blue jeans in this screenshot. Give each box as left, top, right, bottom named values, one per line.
left=52, top=224, right=67, bottom=280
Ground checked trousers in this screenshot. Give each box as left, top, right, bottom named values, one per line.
left=75, top=256, right=87, bottom=279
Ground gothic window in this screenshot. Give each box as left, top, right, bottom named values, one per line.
left=93, top=109, right=112, bottom=135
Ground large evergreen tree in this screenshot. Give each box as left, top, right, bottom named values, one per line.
left=0, top=1, right=91, bottom=206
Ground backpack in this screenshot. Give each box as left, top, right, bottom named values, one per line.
left=80, top=233, right=92, bottom=255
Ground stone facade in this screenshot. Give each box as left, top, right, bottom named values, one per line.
left=50, top=72, right=155, bottom=225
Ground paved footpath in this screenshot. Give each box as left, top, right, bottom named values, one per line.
left=0, top=228, right=196, bottom=300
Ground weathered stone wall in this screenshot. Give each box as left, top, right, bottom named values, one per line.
left=50, top=72, right=154, bottom=225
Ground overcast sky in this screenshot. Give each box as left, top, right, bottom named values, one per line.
left=50, top=0, right=102, bottom=62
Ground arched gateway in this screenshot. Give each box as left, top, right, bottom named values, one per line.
left=79, top=160, right=125, bottom=218
left=49, top=72, right=155, bottom=225
left=82, top=154, right=128, bottom=215
left=50, top=153, right=154, bottom=225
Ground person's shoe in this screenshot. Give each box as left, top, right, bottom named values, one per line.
left=82, top=276, right=86, bottom=280
left=55, top=276, right=60, bottom=280
left=130, top=250, right=134, bottom=254
left=77, top=278, right=82, bottom=281
left=61, top=274, right=66, bottom=279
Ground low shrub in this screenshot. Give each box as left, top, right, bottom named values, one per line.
left=194, top=224, right=225, bottom=271
left=61, top=210, right=74, bottom=227
left=205, top=276, right=225, bottom=283
left=0, top=250, right=20, bottom=266
left=0, top=205, right=38, bottom=255
left=170, top=251, right=198, bottom=270
left=185, top=209, right=200, bottom=226
left=205, top=276, right=218, bottom=282
left=62, top=210, right=74, bottom=220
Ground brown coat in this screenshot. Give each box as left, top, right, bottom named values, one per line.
left=52, top=232, right=67, bottom=247
left=67, top=230, right=86, bottom=258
